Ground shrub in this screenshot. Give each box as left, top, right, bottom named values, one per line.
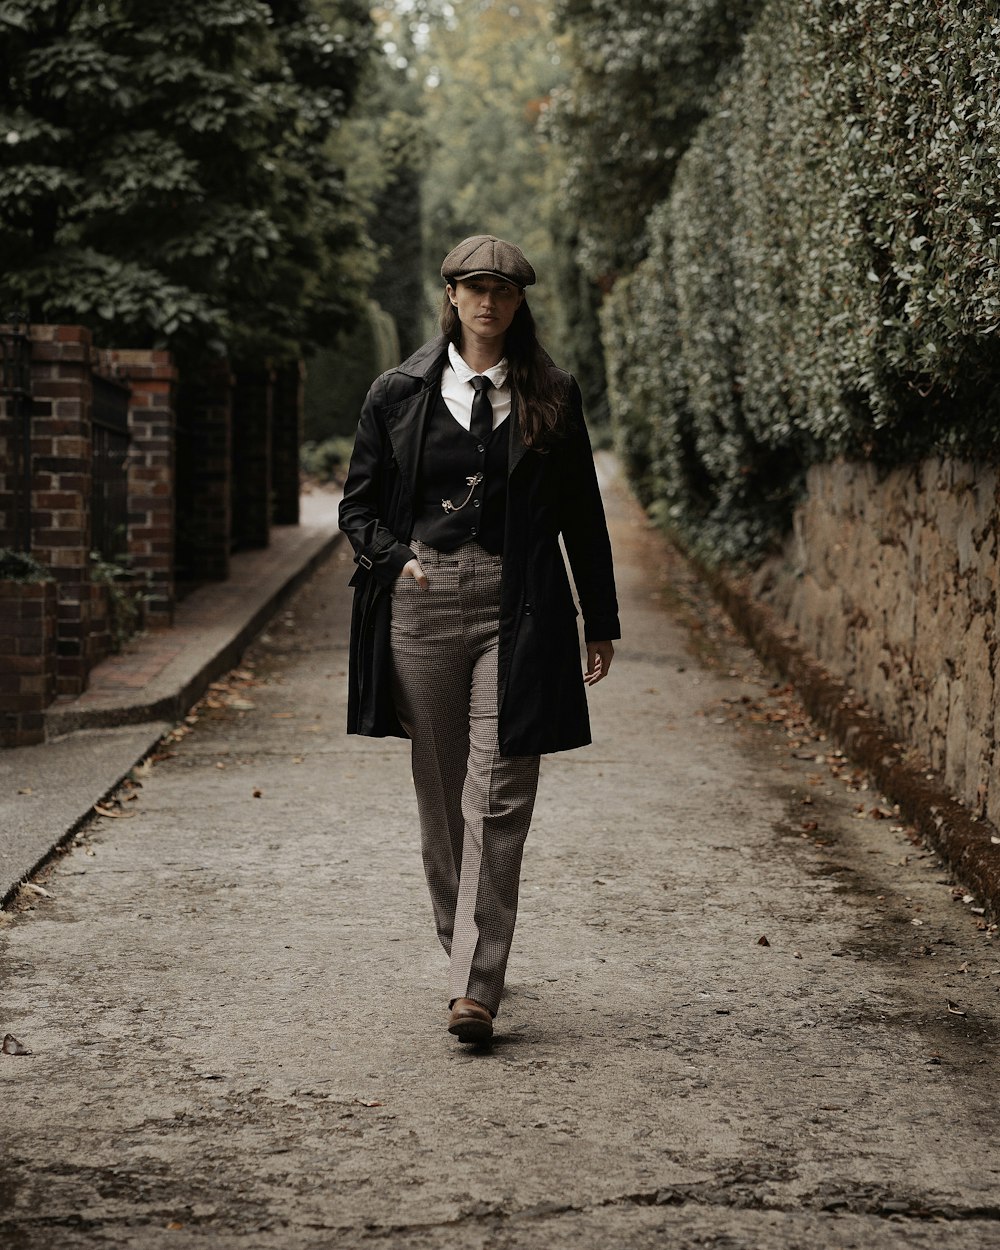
left=300, top=436, right=355, bottom=483
left=0, top=548, right=50, bottom=582
left=601, top=0, right=1000, bottom=562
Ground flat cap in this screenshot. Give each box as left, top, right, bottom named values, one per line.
left=441, top=234, right=536, bottom=288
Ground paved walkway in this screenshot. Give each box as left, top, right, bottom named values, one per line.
left=1, top=461, right=999, bottom=1248
left=0, top=490, right=341, bottom=902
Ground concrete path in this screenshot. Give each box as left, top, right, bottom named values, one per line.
left=0, top=490, right=341, bottom=903
left=2, top=460, right=999, bottom=1248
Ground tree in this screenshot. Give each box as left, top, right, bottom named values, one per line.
left=418, top=0, right=572, bottom=351
left=0, top=0, right=374, bottom=361
left=550, top=0, right=762, bottom=281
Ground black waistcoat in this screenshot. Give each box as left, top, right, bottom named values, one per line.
left=411, top=390, right=509, bottom=554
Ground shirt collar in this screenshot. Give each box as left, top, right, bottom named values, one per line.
left=448, top=341, right=509, bottom=389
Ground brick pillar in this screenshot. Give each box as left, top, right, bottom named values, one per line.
left=29, top=326, right=93, bottom=697
left=176, top=360, right=233, bottom=585
left=271, top=360, right=303, bottom=525
left=0, top=392, right=18, bottom=549
left=0, top=579, right=58, bottom=746
left=232, top=365, right=274, bottom=549
left=106, top=349, right=177, bottom=626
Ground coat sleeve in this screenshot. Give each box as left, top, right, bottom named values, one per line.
left=557, top=377, right=622, bottom=642
left=338, top=375, right=415, bottom=586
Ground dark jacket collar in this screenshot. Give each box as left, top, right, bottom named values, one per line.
left=396, top=334, right=450, bottom=381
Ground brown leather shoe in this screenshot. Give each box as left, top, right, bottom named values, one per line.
left=447, top=997, right=493, bottom=1044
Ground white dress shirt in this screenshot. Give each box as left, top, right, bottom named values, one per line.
left=440, top=341, right=512, bottom=432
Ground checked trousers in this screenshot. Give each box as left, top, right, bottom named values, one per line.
left=390, top=539, right=540, bottom=1016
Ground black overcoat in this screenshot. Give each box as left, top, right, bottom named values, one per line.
left=339, top=335, right=621, bottom=756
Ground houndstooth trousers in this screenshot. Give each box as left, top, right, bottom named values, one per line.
left=390, top=538, right=541, bottom=1016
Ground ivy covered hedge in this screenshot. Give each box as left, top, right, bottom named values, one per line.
left=601, top=0, right=1000, bottom=563
left=551, top=0, right=761, bottom=280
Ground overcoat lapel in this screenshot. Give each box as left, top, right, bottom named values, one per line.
left=507, top=396, right=528, bottom=477
left=385, top=336, right=449, bottom=507
left=386, top=383, right=434, bottom=507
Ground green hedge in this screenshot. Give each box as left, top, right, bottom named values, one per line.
left=303, top=298, right=400, bottom=443
left=551, top=0, right=762, bottom=280
left=603, top=0, right=1000, bottom=562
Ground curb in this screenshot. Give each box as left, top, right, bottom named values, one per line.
left=45, top=529, right=345, bottom=737
left=705, top=567, right=1000, bottom=922
left=3, top=524, right=344, bottom=907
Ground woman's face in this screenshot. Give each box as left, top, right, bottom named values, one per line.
left=447, top=276, right=525, bottom=346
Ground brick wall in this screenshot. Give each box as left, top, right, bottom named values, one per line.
left=752, top=458, right=1000, bottom=827
left=0, top=579, right=57, bottom=746
left=272, top=360, right=303, bottom=526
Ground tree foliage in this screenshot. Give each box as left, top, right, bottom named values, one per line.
left=417, top=0, right=573, bottom=351
left=550, top=0, right=761, bottom=280
left=601, top=0, right=1000, bottom=564
left=348, top=10, right=429, bottom=359
left=0, top=0, right=374, bottom=361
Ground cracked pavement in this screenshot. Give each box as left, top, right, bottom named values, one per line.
left=2, top=459, right=999, bottom=1249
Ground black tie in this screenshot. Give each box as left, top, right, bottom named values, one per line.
left=470, top=375, right=493, bottom=441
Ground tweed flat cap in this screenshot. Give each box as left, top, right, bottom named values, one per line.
left=441, top=234, right=536, bottom=287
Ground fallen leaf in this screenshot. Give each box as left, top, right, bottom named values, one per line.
left=166, top=1221, right=185, bottom=1231
left=946, top=1001, right=967, bottom=1017
left=94, top=804, right=132, bottom=819
left=910, top=919, right=924, bottom=926
left=22, top=883, right=51, bottom=899
left=757, top=935, right=770, bottom=947
left=2, top=1034, right=30, bottom=1055
left=357, top=1099, right=383, bottom=1107
left=17, top=787, right=32, bottom=795
left=801, top=820, right=819, bottom=832
left=252, top=788, right=263, bottom=799
left=228, top=698, right=256, bottom=711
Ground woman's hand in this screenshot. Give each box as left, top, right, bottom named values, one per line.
left=401, top=557, right=429, bottom=590
left=584, top=641, right=614, bottom=685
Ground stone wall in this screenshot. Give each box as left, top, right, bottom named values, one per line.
left=752, top=459, right=999, bottom=825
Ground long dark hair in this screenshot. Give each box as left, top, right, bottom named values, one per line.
left=439, top=294, right=568, bottom=448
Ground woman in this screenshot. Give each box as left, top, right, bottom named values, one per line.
left=339, top=234, right=620, bottom=1044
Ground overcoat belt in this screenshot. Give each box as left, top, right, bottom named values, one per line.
left=338, top=335, right=621, bottom=757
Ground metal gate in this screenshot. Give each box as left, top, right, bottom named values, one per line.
left=0, top=313, right=32, bottom=552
